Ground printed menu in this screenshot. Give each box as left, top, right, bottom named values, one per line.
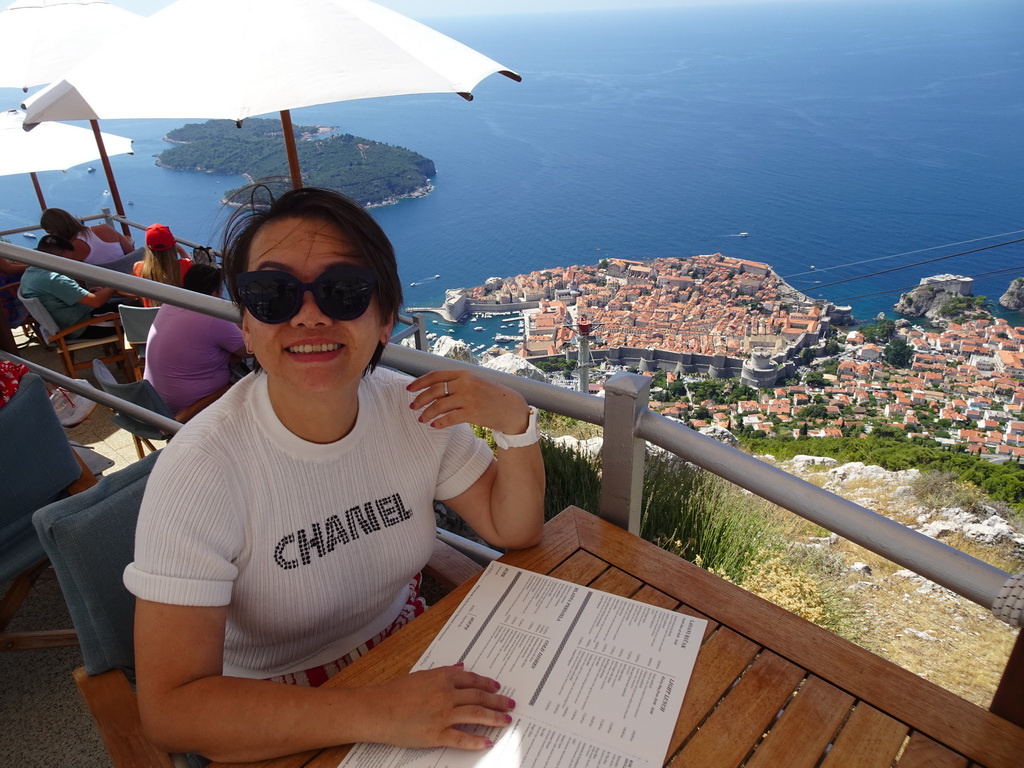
left=338, top=562, right=707, bottom=768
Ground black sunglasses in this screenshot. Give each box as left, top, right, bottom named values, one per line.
left=235, top=266, right=378, bottom=325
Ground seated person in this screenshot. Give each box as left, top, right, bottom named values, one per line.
left=144, top=264, right=247, bottom=414
left=132, top=223, right=193, bottom=307
left=40, top=207, right=134, bottom=265
left=125, top=186, right=545, bottom=763
left=19, top=235, right=122, bottom=339
left=0, top=256, right=28, bottom=354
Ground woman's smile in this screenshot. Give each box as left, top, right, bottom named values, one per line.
left=286, top=341, right=343, bottom=355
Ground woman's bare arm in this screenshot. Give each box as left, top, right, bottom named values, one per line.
left=407, top=371, right=545, bottom=549
left=134, top=599, right=515, bottom=763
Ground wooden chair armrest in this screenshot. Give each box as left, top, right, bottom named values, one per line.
left=424, top=537, right=484, bottom=593
left=73, top=667, right=175, bottom=768
left=47, top=312, right=121, bottom=342
left=174, top=385, right=231, bottom=423
left=66, top=451, right=99, bottom=495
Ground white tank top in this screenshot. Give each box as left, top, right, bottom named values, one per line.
left=79, top=228, right=126, bottom=265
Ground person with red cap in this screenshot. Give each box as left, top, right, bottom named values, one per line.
left=132, top=223, right=194, bottom=307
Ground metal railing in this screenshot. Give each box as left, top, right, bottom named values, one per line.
left=7, top=208, right=217, bottom=255
left=1, top=236, right=1019, bottom=627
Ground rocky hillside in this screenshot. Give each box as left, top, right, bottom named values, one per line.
left=893, top=284, right=959, bottom=319
left=762, top=454, right=1022, bottom=707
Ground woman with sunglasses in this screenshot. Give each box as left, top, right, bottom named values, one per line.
left=125, top=186, right=545, bottom=763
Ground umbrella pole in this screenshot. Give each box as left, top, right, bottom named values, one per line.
left=90, top=120, right=131, bottom=237
left=280, top=110, right=303, bottom=189
left=29, top=172, right=47, bottom=211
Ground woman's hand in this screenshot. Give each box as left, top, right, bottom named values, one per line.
left=408, top=370, right=531, bottom=436
left=135, top=601, right=513, bottom=760
left=408, top=369, right=544, bottom=550
left=370, top=664, right=514, bottom=750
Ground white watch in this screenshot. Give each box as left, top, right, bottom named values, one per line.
left=492, top=406, right=539, bottom=449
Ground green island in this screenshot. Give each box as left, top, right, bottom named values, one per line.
left=155, top=117, right=436, bottom=207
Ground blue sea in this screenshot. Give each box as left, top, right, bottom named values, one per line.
left=2, top=0, right=1023, bottom=343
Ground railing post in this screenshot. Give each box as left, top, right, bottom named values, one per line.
left=413, top=313, right=429, bottom=352
left=101, top=206, right=114, bottom=227
left=600, top=372, right=651, bottom=535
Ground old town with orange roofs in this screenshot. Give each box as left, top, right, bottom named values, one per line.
left=430, top=253, right=1024, bottom=459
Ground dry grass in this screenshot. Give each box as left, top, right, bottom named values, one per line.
left=770, top=461, right=1023, bottom=708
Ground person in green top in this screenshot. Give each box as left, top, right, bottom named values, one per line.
left=19, top=234, right=121, bottom=339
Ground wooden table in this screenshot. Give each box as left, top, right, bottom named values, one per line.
left=217, top=507, right=1024, bottom=768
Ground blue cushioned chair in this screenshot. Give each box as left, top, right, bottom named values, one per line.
left=118, top=304, right=160, bottom=381
left=0, top=372, right=93, bottom=652
left=92, top=358, right=175, bottom=459
left=31, top=451, right=183, bottom=767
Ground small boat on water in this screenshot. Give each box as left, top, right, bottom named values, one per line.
left=87, top=167, right=95, bottom=172
left=474, top=326, right=484, bottom=331
left=22, top=232, right=37, bottom=239
left=739, top=232, right=749, bottom=237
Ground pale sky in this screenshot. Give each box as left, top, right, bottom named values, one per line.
left=114, top=0, right=812, bottom=20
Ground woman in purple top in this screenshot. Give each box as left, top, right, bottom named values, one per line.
left=144, top=264, right=247, bottom=414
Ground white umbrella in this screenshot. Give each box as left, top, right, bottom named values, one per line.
left=1, top=0, right=145, bottom=224
left=0, top=108, right=133, bottom=209
left=22, top=0, right=521, bottom=188
left=0, top=0, right=144, bottom=92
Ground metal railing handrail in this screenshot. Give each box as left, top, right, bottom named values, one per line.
left=1, top=241, right=240, bottom=321
left=1, top=209, right=217, bottom=255
left=3, top=236, right=1017, bottom=626
left=1, top=241, right=427, bottom=338
left=637, top=406, right=1009, bottom=608
left=4, top=352, right=182, bottom=436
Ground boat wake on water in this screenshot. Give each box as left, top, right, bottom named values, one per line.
left=409, top=274, right=441, bottom=287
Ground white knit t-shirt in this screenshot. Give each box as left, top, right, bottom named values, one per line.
left=123, top=367, right=494, bottom=678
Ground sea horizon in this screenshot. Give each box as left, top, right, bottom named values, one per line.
left=2, top=0, right=1022, bottom=343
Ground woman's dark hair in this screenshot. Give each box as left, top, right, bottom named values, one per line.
left=182, top=263, right=223, bottom=295
left=40, top=208, right=87, bottom=241
left=222, top=183, right=403, bottom=373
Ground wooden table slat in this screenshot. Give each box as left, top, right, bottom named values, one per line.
left=744, top=675, right=855, bottom=768
left=670, top=651, right=805, bottom=768
left=588, top=565, right=644, bottom=598
left=897, top=732, right=970, bottom=768
left=633, top=584, right=680, bottom=611
left=547, top=548, right=616, bottom=587
left=820, top=702, right=909, bottom=768
left=667, top=627, right=760, bottom=758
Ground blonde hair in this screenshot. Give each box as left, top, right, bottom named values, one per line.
left=139, top=247, right=182, bottom=306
